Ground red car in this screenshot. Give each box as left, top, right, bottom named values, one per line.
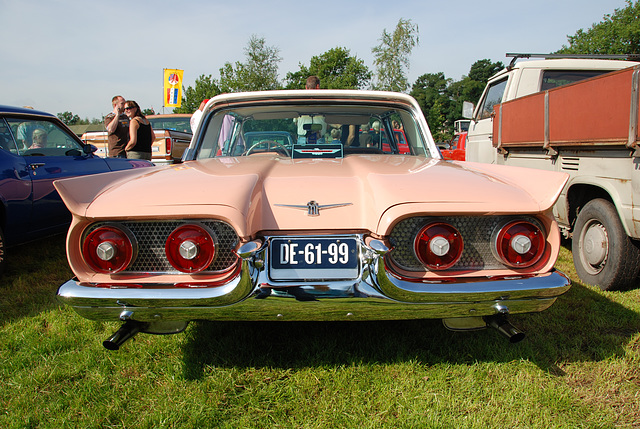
left=441, top=131, right=467, bottom=161
left=379, top=129, right=410, bottom=154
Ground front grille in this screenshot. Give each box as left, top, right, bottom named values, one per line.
left=85, top=220, right=239, bottom=273
left=388, top=215, right=541, bottom=272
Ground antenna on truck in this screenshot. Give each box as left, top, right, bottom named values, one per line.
left=505, top=53, right=640, bottom=70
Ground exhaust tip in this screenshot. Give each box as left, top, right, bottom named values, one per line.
left=505, top=330, right=526, bottom=344
left=484, top=315, right=526, bottom=343
left=103, top=321, right=142, bottom=351
left=103, top=340, right=122, bottom=351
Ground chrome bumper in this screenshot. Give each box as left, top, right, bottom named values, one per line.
left=58, top=241, right=571, bottom=323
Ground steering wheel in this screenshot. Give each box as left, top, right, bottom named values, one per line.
left=244, top=140, right=290, bottom=157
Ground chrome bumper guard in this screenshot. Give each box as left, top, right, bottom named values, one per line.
left=57, top=239, right=571, bottom=323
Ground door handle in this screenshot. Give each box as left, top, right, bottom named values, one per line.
left=28, top=162, right=46, bottom=176
left=28, top=163, right=45, bottom=172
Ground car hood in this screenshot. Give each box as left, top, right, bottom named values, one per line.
left=54, top=156, right=567, bottom=238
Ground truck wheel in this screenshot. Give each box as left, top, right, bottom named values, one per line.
left=572, top=198, right=640, bottom=290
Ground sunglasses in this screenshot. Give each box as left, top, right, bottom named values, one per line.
left=124, top=106, right=136, bottom=110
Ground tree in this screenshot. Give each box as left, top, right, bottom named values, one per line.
left=371, top=18, right=419, bottom=92
left=410, top=60, right=503, bottom=139
left=285, top=47, right=372, bottom=89
left=466, top=59, right=504, bottom=83
left=218, top=35, right=282, bottom=92
left=427, top=98, right=447, bottom=140
left=175, top=74, right=221, bottom=114
left=556, top=0, right=640, bottom=55
left=177, top=36, right=280, bottom=112
left=410, top=72, right=452, bottom=138
left=452, top=59, right=504, bottom=111
left=57, top=111, right=80, bottom=125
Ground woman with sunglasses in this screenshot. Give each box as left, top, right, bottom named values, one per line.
left=124, top=100, right=154, bottom=160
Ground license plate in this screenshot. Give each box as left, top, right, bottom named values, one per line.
left=269, top=237, right=359, bottom=280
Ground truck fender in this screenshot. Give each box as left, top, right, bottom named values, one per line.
left=565, top=179, right=635, bottom=238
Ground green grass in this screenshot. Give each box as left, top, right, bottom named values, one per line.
left=1, top=236, right=639, bottom=428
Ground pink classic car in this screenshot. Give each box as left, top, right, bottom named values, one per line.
left=54, top=90, right=570, bottom=350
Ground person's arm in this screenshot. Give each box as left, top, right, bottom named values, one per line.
left=346, top=125, right=356, bottom=146
left=105, top=117, right=116, bottom=134
left=126, top=118, right=139, bottom=151
left=105, top=102, right=122, bottom=133
left=148, top=124, right=155, bottom=147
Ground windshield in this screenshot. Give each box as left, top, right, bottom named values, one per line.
left=195, top=103, right=430, bottom=159
left=148, top=116, right=192, bottom=133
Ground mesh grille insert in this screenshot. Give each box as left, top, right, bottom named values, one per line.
left=85, top=220, right=239, bottom=273
left=388, top=215, right=542, bottom=272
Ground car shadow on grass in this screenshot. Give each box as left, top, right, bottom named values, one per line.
left=181, top=282, right=640, bottom=380
left=0, top=234, right=71, bottom=326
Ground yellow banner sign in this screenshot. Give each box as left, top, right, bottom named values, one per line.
left=163, top=69, right=183, bottom=108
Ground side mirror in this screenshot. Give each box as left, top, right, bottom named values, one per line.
left=83, top=144, right=98, bottom=154
left=462, top=101, right=475, bottom=120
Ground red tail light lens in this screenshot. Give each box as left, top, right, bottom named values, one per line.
left=83, top=226, right=135, bottom=273
left=495, top=220, right=545, bottom=268
left=165, top=138, right=171, bottom=153
left=165, top=224, right=215, bottom=273
left=414, top=222, right=464, bottom=270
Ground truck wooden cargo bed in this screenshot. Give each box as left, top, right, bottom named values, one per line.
left=493, top=65, right=640, bottom=154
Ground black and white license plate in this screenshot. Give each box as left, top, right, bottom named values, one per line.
left=269, top=237, right=359, bottom=280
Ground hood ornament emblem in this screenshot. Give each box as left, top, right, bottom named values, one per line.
left=275, top=201, right=352, bottom=217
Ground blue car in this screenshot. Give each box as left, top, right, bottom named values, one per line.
left=0, top=105, right=153, bottom=273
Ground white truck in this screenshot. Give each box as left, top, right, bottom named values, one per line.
left=465, top=53, right=640, bottom=290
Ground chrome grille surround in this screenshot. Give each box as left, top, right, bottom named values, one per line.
left=84, top=220, right=239, bottom=273
left=388, top=215, right=545, bottom=272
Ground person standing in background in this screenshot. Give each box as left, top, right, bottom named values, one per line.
left=124, top=100, right=154, bottom=161
left=190, top=99, right=209, bottom=132
left=305, top=76, right=320, bottom=90
left=295, top=76, right=326, bottom=143
left=104, top=95, right=129, bottom=158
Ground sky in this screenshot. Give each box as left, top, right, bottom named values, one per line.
left=0, top=0, right=630, bottom=120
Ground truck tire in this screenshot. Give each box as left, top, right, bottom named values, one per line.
left=572, top=198, right=640, bottom=290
